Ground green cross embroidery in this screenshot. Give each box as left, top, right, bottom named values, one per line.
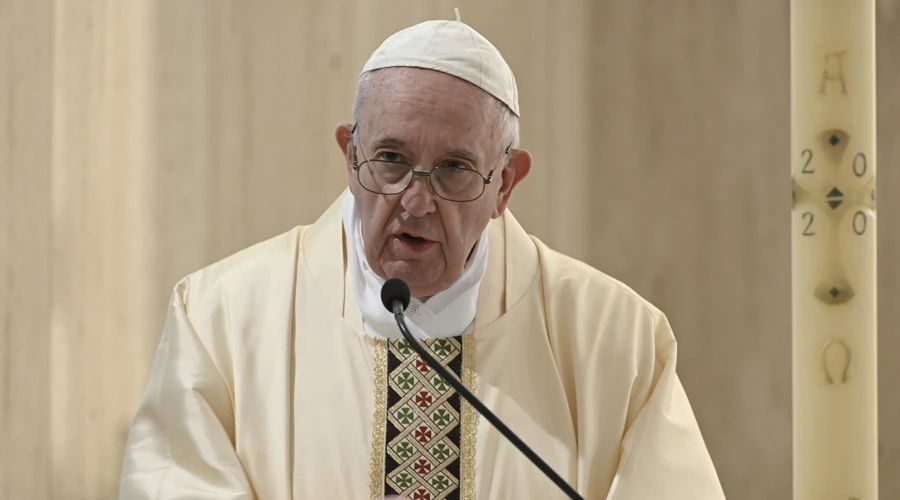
left=431, top=473, right=451, bottom=491
left=431, top=374, right=449, bottom=393
left=432, top=339, right=452, bottom=358
left=394, top=440, right=415, bottom=460
left=396, top=341, right=414, bottom=357
left=394, top=472, right=413, bottom=489
left=395, top=406, right=415, bottom=426
left=431, top=408, right=452, bottom=427
left=431, top=442, right=452, bottom=461
left=395, top=371, right=416, bottom=391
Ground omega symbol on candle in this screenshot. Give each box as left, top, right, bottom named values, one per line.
left=822, top=339, right=851, bottom=385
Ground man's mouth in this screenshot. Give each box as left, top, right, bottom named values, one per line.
left=393, top=232, right=436, bottom=252
left=401, top=232, right=428, bottom=243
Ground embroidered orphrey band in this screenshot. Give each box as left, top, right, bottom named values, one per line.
left=370, top=335, right=477, bottom=500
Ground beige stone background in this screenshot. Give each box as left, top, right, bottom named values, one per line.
left=2, top=0, right=898, bottom=498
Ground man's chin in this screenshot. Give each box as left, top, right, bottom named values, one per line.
left=382, top=263, right=444, bottom=297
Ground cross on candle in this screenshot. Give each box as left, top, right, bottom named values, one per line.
left=792, top=128, right=875, bottom=306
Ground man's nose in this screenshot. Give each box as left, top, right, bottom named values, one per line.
left=400, top=174, right=437, bottom=217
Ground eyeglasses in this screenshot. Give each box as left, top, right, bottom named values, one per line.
left=351, top=124, right=512, bottom=203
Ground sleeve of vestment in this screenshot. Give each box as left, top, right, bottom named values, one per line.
left=604, top=312, right=726, bottom=500
left=118, top=280, right=256, bottom=500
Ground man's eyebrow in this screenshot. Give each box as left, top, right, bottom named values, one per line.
left=444, top=148, right=479, bottom=163
left=372, top=137, right=407, bottom=148
left=370, top=138, right=480, bottom=163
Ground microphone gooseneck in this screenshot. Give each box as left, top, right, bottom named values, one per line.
left=379, top=278, right=584, bottom=500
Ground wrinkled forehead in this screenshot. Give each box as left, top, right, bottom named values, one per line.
left=358, top=68, right=502, bottom=157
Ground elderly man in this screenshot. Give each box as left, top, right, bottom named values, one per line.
left=119, top=16, right=725, bottom=500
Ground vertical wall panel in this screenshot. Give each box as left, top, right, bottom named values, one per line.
left=48, top=0, right=155, bottom=496
left=0, top=0, right=53, bottom=498
left=876, top=2, right=900, bottom=498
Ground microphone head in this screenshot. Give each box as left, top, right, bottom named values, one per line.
left=381, top=278, right=411, bottom=312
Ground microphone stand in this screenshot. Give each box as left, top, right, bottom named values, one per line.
left=390, top=302, right=585, bottom=500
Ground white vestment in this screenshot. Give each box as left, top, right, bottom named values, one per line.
left=119, top=191, right=726, bottom=500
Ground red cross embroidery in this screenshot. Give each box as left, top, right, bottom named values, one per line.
left=415, top=359, right=430, bottom=373
left=415, top=425, right=433, bottom=444
left=414, top=459, right=432, bottom=475
left=415, top=390, right=433, bottom=408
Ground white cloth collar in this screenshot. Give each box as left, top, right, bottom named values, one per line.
left=341, top=192, right=488, bottom=339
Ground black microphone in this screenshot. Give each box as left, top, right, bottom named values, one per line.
left=380, top=278, right=584, bottom=500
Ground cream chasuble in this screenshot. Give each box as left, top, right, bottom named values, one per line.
left=119, top=191, right=726, bottom=500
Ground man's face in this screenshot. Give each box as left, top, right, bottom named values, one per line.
left=335, top=67, right=530, bottom=298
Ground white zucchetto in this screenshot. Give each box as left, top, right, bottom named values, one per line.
left=360, top=10, right=520, bottom=116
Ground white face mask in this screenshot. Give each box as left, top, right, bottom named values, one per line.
left=341, top=191, right=489, bottom=339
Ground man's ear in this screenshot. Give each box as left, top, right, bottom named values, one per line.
left=335, top=121, right=354, bottom=165
left=335, top=121, right=357, bottom=187
left=492, top=149, right=532, bottom=218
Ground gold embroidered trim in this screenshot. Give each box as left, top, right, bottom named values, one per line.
left=369, top=337, right=389, bottom=500
left=460, top=334, right=478, bottom=500
left=384, top=339, right=463, bottom=499
left=371, top=335, right=478, bottom=500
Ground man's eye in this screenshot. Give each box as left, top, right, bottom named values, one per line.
left=377, top=152, right=404, bottom=162
left=444, top=161, right=470, bottom=171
